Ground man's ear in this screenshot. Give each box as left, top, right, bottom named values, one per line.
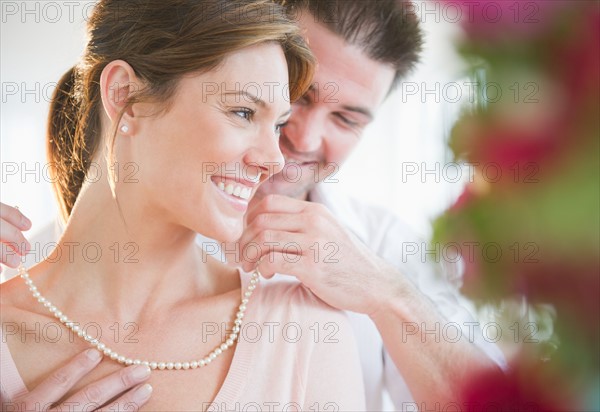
left=100, top=60, right=141, bottom=135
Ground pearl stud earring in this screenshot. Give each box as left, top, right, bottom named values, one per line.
left=120, top=124, right=129, bottom=133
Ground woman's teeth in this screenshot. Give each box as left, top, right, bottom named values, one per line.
left=217, top=182, right=251, bottom=200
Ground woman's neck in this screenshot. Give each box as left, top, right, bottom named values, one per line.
left=32, top=175, right=235, bottom=324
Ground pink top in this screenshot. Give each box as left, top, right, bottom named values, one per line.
left=0, top=269, right=365, bottom=410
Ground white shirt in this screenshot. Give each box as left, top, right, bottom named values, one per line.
left=305, top=183, right=506, bottom=410
left=4, top=185, right=505, bottom=411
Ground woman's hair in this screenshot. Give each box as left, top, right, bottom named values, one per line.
left=47, top=0, right=315, bottom=221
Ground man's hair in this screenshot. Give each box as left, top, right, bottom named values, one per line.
left=282, top=0, right=423, bottom=90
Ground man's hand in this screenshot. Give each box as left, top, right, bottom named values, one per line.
left=2, top=349, right=152, bottom=411
left=239, top=194, right=399, bottom=316
left=0, top=203, right=31, bottom=270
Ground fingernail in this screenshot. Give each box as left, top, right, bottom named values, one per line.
left=133, top=383, right=153, bottom=401
left=130, top=364, right=151, bottom=380
left=86, top=349, right=102, bottom=361
left=20, top=215, right=32, bottom=229
left=7, top=254, right=20, bottom=268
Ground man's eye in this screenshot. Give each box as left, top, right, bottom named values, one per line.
left=297, top=93, right=312, bottom=106
left=335, top=113, right=359, bottom=128
left=232, top=108, right=255, bottom=121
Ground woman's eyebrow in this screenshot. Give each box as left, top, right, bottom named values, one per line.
left=222, top=91, right=265, bottom=108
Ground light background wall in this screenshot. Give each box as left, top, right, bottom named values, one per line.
left=1, top=0, right=471, bottom=246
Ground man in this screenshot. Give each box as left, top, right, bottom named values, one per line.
left=1, top=0, right=504, bottom=409
left=231, top=1, right=505, bottom=409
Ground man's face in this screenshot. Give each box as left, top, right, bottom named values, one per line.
left=254, top=13, right=396, bottom=201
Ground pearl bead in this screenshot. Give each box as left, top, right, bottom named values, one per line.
left=18, top=265, right=260, bottom=372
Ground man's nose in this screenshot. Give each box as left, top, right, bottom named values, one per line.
left=283, top=109, right=324, bottom=154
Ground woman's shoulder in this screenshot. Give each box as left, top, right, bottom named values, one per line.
left=0, top=272, right=50, bottom=327
left=1, top=273, right=30, bottom=311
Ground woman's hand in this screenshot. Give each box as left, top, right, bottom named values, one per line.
left=0, top=203, right=31, bottom=270
left=2, top=349, right=152, bottom=411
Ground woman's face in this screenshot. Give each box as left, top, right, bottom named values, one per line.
left=122, top=43, right=290, bottom=242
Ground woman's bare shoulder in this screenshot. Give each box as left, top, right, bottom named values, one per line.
left=0, top=273, right=42, bottom=321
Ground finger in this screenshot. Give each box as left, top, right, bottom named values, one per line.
left=25, top=349, right=103, bottom=407
left=256, top=251, right=306, bottom=281
left=0, top=203, right=32, bottom=230
left=0, top=242, right=22, bottom=268
left=239, top=213, right=306, bottom=249
left=99, top=383, right=153, bottom=412
left=240, top=231, right=308, bottom=272
left=0, top=219, right=31, bottom=255
left=57, top=364, right=151, bottom=411
left=245, top=194, right=310, bottom=226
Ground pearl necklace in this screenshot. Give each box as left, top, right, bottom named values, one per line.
left=18, top=264, right=259, bottom=371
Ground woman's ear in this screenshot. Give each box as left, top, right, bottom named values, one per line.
left=100, top=60, right=140, bottom=135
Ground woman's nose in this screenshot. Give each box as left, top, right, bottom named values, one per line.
left=246, top=128, right=285, bottom=177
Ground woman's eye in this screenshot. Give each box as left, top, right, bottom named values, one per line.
left=275, top=122, right=288, bottom=135
left=232, top=108, right=254, bottom=121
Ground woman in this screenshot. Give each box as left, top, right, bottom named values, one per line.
left=0, top=0, right=365, bottom=410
